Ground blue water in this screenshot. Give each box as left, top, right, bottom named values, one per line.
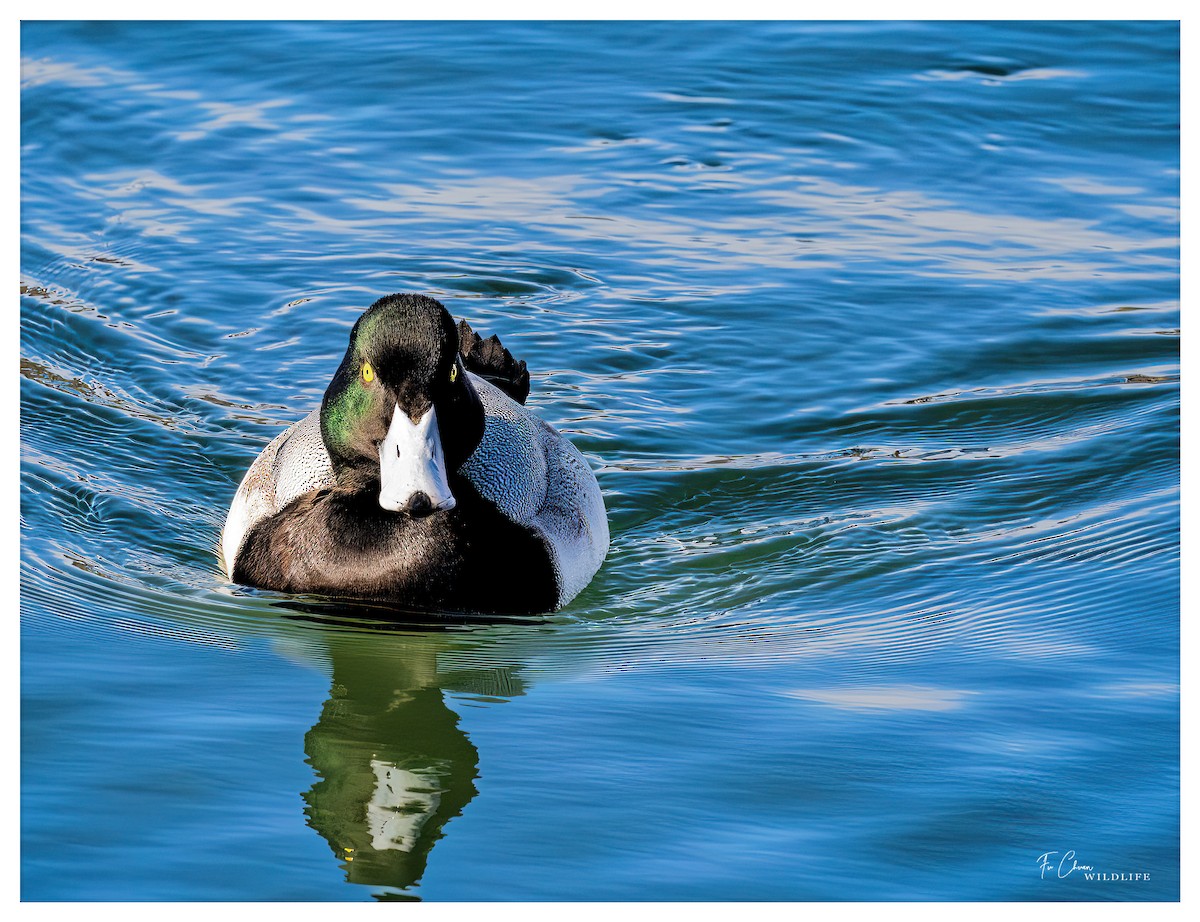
left=20, top=21, right=1179, bottom=901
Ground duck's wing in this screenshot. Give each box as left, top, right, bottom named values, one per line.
left=460, top=373, right=548, bottom=522
left=461, top=373, right=608, bottom=607
left=457, top=319, right=530, bottom=405
left=528, top=412, right=610, bottom=607
left=220, top=407, right=335, bottom=577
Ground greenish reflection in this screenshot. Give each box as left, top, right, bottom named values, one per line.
left=298, top=624, right=525, bottom=900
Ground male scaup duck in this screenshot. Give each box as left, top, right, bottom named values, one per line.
left=220, top=293, right=608, bottom=613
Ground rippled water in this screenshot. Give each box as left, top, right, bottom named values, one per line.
left=21, top=21, right=1179, bottom=901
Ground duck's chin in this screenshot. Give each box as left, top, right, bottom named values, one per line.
left=378, top=491, right=457, bottom=517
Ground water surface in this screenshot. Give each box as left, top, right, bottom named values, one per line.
left=20, top=21, right=1179, bottom=901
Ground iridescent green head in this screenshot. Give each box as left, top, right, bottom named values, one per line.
left=319, top=294, right=482, bottom=512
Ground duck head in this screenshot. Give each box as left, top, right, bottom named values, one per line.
left=319, top=294, right=484, bottom=516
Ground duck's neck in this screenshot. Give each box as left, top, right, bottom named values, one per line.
left=437, top=374, right=486, bottom=471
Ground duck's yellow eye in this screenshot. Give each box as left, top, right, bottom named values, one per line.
left=361, top=361, right=374, bottom=383
left=450, top=364, right=458, bottom=383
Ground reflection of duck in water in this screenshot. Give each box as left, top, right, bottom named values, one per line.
left=300, top=629, right=523, bottom=898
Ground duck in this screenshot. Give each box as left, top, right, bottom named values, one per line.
left=220, top=293, right=608, bottom=613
